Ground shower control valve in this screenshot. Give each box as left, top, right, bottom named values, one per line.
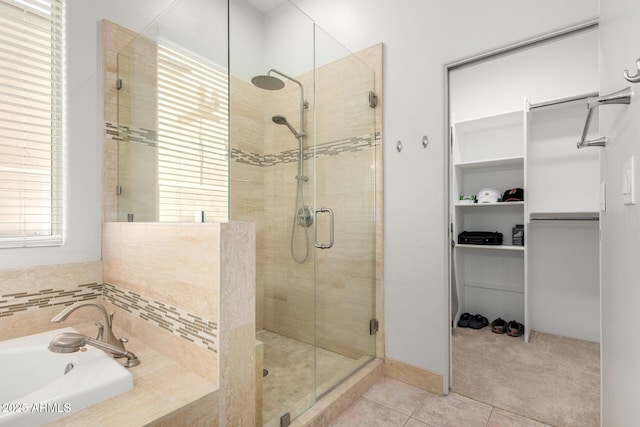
left=297, top=206, right=313, bottom=228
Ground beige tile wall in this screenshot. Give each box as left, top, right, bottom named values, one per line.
left=0, top=262, right=103, bottom=341
left=217, top=222, right=257, bottom=427
left=102, top=222, right=220, bottom=383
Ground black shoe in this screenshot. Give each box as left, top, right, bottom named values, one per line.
left=457, top=312, right=472, bottom=328
left=469, top=314, right=488, bottom=329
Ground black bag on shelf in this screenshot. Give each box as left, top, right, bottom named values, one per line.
left=458, top=231, right=503, bottom=245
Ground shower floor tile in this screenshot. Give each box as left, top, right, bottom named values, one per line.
left=257, top=329, right=369, bottom=426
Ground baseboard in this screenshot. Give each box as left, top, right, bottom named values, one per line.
left=384, top=357, right=443, bottom=396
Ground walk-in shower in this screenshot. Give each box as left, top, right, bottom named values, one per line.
left=252, top=69, right=312, bottom=263
left=115, top=0, right=379, bottom=425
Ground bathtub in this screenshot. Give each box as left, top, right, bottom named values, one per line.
left=0, top=327, right=133, bottom=426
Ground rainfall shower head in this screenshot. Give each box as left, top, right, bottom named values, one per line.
left=272, top=115, right=301, bottom=137
left=251, top=74, right=285, bottom=90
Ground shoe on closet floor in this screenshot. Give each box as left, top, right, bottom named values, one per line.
left=469, top=314, right=488, bottom=329
left=507, top=320, right=524, bottom=337
left=457, top=312, right=472, bottom=328
left=491, top=317, right=507, bottom=334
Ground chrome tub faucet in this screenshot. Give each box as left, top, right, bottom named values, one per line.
left=51, top=301, right=129, bottom=355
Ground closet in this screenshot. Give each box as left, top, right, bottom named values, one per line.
left=449, top=25, right=601, bottom=343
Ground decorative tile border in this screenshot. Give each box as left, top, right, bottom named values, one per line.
left=107, top=121, right=378, bottom=168
left=103, top=283, right=218, bottom=353
left=233, top=132, right=380, bottom=167
left=106, top=122, right=158, bottom=147
left=0, top=283, right=102, bottom=318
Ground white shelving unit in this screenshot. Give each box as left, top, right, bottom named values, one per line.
left=451, top=109, right=526, bottom=333
left=451, top=96, right=602, bottom=344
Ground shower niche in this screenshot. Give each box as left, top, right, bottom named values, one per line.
left=114, top=0, right=380, bottom=425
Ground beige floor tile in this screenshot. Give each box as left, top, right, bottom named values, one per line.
left=487, top=409, right=552, bottom=427
left=403, top=418, right=431, bottom=427
left=329, top=398, right=408, bottom=427
left=363, top=377, right=428, bottom=415
left=411, top=392, right=492, bottom=427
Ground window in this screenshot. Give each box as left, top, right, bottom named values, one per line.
left=0, top=0, right=63, bottom=248
left=156, top=43, right=229, bottom=222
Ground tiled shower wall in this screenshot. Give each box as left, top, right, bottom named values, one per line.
left=231, top=44, right=383, bottom=359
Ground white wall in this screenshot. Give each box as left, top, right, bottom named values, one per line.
left=230, top=0, right=266, bottom=81
left=450, top=28, right=599, bottom=121
left=263, top=1, right=314, bottom=78
left=0, top=0, right=175, bottom=270
left=291, top=0, right=600, bottom=384
left=144, top=0, right=228, bottom=68
left=599, top=0, right=640, bottom=424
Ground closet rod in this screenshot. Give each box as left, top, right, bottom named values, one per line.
left=529, top=92, right=599, bottom=110
left=577, top=87, right=633, bottom=149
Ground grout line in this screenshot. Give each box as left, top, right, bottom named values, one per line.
left=356, top=396, right=409, bottom=427
left=485, top=407, right=494, bottom=427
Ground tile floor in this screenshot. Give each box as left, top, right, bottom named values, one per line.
left=329, top=377, right=551, bottom=427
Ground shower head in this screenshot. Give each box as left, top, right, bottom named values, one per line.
left=272, top=115, right=301, bottom=137
left=272, top=115, right=287, bottom=125
left=253, top=69, right=307, bottom=138
left=251, top=74, right=285, bottom=90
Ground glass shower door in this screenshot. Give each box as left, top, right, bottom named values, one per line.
left=312, top=25, right=377, bottom=397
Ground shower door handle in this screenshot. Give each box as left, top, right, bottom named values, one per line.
left=314, top=208, right=334, bottom=249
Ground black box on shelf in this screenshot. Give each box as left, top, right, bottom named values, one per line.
left=512, top=224, right=524, bottom=246
left=458, top=231, right=503, bottom=245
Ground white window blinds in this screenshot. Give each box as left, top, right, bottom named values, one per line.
left=157, top=44, right=229, bottom=222
left=0, top=0, right=63, bottom=248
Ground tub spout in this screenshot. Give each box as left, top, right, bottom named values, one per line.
left=49, top=332, right=140, bottom=368
left=51, top=301, right=126, bottom=354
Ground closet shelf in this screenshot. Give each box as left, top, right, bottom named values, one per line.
left=455, top=201, right=524, bottom=208
left=454, top=156, right=524, bottom=171
left=453, top=109, right=523, bottom=130
left=456, top=244, right=525, bottom=252
left=464, top=280, right=525, bottom=294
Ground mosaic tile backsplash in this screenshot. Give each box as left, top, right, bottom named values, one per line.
left=103, top=283, right=218, bottom=353
left=0, top=283, right=102, bottom=318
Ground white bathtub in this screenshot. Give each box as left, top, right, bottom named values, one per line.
left=0, top=327, right=133, bottom=426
